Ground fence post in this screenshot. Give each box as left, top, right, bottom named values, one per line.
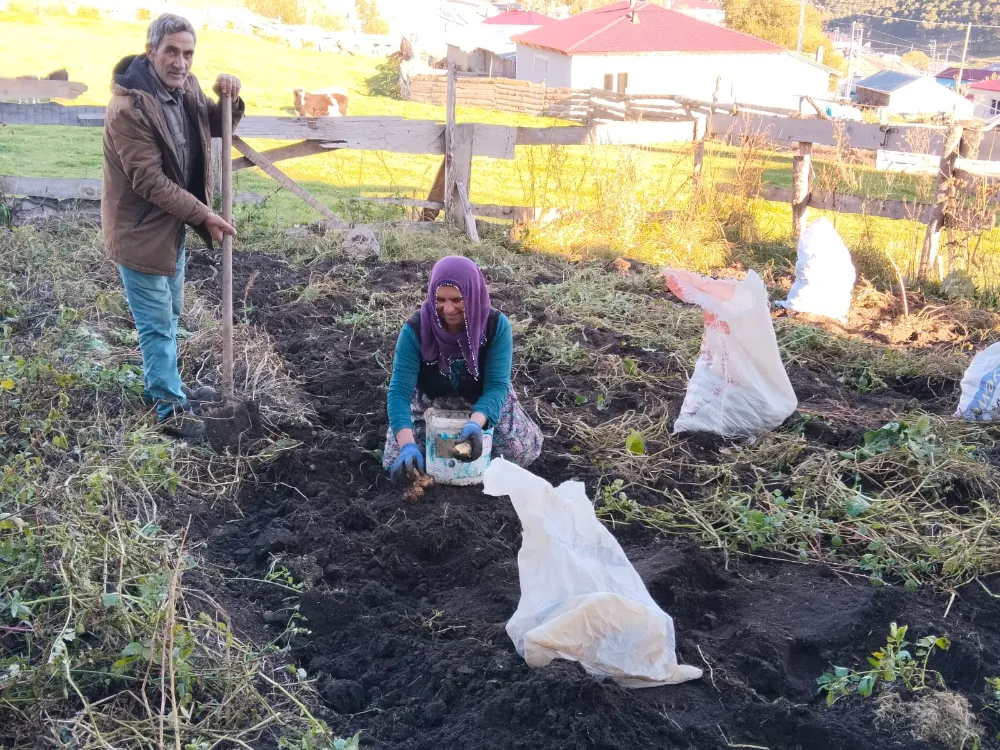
left=693, top=77, right=720, bottom=188
left=919, top=121, right=963, bottom=281
left=444, top=65, right=477, bottom=241
left=792, top=141, right=813, bottom=239
left=445, top=64, right=457, bottom=227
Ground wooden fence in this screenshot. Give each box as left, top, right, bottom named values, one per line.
left=404, top=73, right=805, bottom=124
left=4, top=66, right=1000, bottom=273
left=406, top=74, right=574, bottom=118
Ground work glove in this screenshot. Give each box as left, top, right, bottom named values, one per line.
left=392, top=443, right=425, bottom=482
left=455, top=421, right=484, bottom=462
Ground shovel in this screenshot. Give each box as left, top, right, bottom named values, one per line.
left=203, top=90, right=262, bottom=452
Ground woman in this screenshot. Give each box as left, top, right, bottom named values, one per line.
left=384, top=255, right=543, bottom=480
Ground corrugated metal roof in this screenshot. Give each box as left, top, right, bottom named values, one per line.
left=511, top=1, right=780, bottom=55
left=855, top=70, right=919, bottom=94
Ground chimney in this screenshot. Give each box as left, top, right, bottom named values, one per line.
left=816, top=46, right=824, bottom=64
left=628, top=0, right=639, bottom=23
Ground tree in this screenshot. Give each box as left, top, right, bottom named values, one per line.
left=902, top=49, right=931, bottom=69
left=722, top=0, right=847, bottom=74
left=356, top=0, right=388, bottom=34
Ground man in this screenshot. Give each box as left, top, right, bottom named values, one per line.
left=103, top=13, right=244, bottom=440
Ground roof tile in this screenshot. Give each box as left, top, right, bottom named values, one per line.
left=512, top=1, right=780, bottom=55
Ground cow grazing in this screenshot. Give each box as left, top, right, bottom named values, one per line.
left=293, top=87, right=349, bottom=117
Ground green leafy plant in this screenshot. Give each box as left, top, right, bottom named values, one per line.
left=841, top=417, right=941, bottom=464
left=986, top=676, right=1000, bottom=714
left=266, top=558, right=305, bottom=591
left=625, top=431, right=646, bottom=456
left=818, top=622, right=951, bottom=706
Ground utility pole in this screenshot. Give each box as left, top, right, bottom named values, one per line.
left=843, top=20, right=858, bottom=99
left=929, top=39, right=937, bottom=74
left=796, top=0, right=807, bottom=54
left=958, top=21, right=972, bottom=91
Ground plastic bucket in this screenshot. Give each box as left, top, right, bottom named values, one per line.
left=424, top=408, right=493, bottom=485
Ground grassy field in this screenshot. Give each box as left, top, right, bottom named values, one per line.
left=8, top=11, right=1000, bottom=749
left=3, top=11, right=970, bottom=273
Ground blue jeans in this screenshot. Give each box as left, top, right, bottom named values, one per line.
left=119, top=246, right=188, bottom=420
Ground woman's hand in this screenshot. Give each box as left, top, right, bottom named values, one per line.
left=392, top=443, right=425, bottom=482
left=455, top=421, right=484, bottom=462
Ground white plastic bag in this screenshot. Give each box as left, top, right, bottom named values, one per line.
left=776, top=217, right=856, bottom=322
left=483, top=458, right=702, bottom=688
left=956, top=342, right=1000, bottom=421
left=666, top=268, right=797, bottom=436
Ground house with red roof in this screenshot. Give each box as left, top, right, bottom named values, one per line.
left=512, top=0, right=837, bottom=109
left=969, top=77, right=1000, bottom=119
left=483, top=9, right=556, bottom=27
left=935, top=67, right=997, bottom=90
left=447, top=8, right=555, bottom=77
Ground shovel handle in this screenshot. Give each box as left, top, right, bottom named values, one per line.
left=221, top=93, right=234, bottom=401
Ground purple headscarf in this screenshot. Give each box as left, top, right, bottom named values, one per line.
left=419, top=256, right=491, bottom=380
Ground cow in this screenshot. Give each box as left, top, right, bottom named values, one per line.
left=292, top=87, right=349, bottom=117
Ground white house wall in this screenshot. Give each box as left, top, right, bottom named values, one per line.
left=885, top=78, right=974, bottom=118
left=515, top=46, right=574, bottom=86
left=972, top=91, right=1000, bottom=119
left=515, top=48, right=830, bottom=107
left=569, top=52, right=830, bottom=108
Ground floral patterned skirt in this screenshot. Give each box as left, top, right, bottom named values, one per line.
left=382, top=389, right=543, bottom=470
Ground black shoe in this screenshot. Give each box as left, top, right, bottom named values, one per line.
left=158, top=409, right=207, bottom=441
left=183, top=384, right=220, bottom=405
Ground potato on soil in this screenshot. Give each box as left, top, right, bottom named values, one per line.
left=403, top=471, right=435, bottom=504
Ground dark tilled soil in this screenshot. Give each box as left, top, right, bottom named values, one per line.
left=180, top=249, right=1000, bottom=750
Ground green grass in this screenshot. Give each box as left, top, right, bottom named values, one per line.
left=7, top=10, right=1000, bottom=292
left=0, top=13, right=931, bottom=223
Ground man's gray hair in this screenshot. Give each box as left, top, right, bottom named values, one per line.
left=147, top=13, right=196, bottom=51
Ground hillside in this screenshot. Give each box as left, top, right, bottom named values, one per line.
left=819, top=0, right=1000, bottom=26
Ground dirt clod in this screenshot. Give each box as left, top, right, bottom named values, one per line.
left=203, top=398, right=264, bottom=452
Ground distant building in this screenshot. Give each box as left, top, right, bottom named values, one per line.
left=483, top=9, right=555, bottom=26
left=513, top=1, right=835, bottom=109
left=845, top=53, right=921, bottom=97
left=447, top=8, right=553, bottom=77
left=663, top=0, right=724, bottom=25
left=969, top=78, right=1000, bottom=119
left=855, top=70, right=974, bottom=119
left=935, top=66, right=996, bottom=89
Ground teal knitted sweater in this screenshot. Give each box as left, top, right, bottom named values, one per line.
left=387, top=313, right=513, bottom=434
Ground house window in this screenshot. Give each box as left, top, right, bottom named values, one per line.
left=991, top=98, right=1000, bottom=115
left=604, top=73, right=628, bottom=93
left=534, top=55, right=548, bottom=76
